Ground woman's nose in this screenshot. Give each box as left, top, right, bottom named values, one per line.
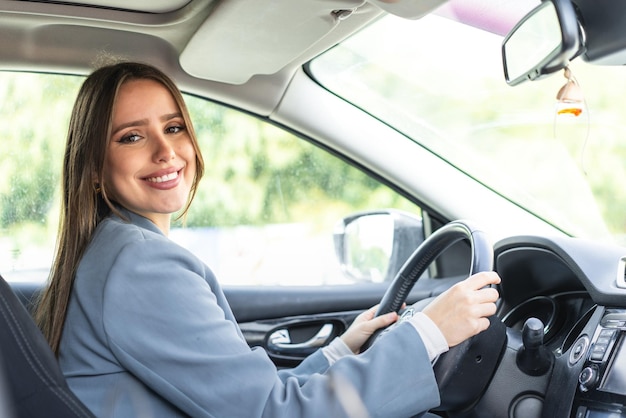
left=153, top=132, right=175, bottom=162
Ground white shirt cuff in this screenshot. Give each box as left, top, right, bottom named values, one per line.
left=408, top=311, right=449, bottom=362
left=321, top=337, right=353, bottom=365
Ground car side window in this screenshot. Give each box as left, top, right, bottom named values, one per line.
left=177, top=95, right=423, bottom=286
left=0, top=72, right=82, bottom=283
left=0, top=72, right=422, bottom=286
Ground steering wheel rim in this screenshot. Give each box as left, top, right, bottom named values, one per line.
left=375, top=220, right=493, bottom=317
left=370, top=220, right=507, bottom=412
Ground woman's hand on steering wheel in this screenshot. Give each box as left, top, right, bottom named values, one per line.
left=340, top=304, right=403, bottom=354
left=422, top=271, right=501, bottom=348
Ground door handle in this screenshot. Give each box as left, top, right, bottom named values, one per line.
left=268, top=323, right=334, bottom=352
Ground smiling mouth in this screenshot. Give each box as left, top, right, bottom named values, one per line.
left=145, top=170, right=180, bottom=183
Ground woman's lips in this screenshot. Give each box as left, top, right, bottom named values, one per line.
left=146, top=171, right=179, bottom=183
left=143, top=169, right=182, bottom=189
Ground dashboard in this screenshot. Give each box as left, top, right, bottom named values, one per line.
left=467, top=234, right=626, bottom=418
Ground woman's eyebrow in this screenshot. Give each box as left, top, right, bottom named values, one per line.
left=161, top=112, right=183, bottom=122
left=112, top=112, right=183, bottom=135
left=111, top=118, right=148, bottom=135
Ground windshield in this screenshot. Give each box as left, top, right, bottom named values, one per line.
left=309, top=7, right=626, bottom=245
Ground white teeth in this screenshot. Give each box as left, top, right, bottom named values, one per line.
left=147, top=171, right=178, bottom=183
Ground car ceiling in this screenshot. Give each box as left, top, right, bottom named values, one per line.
left=0, top=0, right=538, bottom=114
left=0, top=0, right=388, bottom=114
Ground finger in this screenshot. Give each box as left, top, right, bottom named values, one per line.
left=365, top=311, right=398, bottom=331
left=465, top=271, right=501, bottom=290
left=355, top=305, right=379, bottom=323
left=476, top=316, right=491, bottom=333
left=367, top=304, right=380, bottom=313
left=448, top=316, right=492, bottom=348
left=466, top=316, right=492, bottom=338
left=471, top=301, right=498, bottom=318
left=473, top=287, right=500, bottom=304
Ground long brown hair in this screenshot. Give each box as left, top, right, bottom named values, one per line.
left=35, top=62, right=205, bottom=355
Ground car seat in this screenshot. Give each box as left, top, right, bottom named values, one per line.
left=0, top=274, right=95, bottom=417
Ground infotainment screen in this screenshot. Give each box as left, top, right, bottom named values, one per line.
left=601, top=336, right=626, bottom=396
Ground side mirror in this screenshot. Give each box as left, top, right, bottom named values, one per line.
left=333, top=210, right=424, bottom=283
left=502, top=0, right=583, bottom=86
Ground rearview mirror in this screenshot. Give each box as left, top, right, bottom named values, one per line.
left=502, top=0, right=582, bottom=86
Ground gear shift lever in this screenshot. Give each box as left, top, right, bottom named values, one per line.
left=516, top=317, right=553, bottom=376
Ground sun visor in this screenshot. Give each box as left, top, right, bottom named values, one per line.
left=180, top=0, right=368, bottom=84
left=28, top=0, right=191, bottom=13
left=367, top=0, right=449, bottom=19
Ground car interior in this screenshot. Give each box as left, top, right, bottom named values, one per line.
left=0, top=273, right=94, bottom=417
left=2, top=0, right=626, bottom=417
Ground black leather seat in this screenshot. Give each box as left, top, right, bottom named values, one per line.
left=0, top=275, right=95, bottom=417
left=0, top=344, right=16, bottom=417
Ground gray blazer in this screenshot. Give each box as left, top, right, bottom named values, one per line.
left=59, top=209, right=440, bottom=418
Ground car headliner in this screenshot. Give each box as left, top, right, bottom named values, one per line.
left=0, top=0, right=536, bottom=112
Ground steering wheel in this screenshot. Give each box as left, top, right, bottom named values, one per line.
left=368, top=220, right=507, bottom=412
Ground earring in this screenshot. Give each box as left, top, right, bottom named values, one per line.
left=95, top=183, right=102, bottom=194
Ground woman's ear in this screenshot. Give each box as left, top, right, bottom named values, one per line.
left=92, top=172, right=101, bottom=193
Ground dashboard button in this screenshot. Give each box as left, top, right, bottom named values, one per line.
left=569, top=335, right=589, bottom=365
left=599, top=329, right=617, bottom=338
left=579, top=365, right=599, bottom=392
left=590, top=344, right=608, bottom=361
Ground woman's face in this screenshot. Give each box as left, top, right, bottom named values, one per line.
left=104, top=78, right=196, bottom=232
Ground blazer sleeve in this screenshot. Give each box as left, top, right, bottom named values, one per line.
left=101, top=237, right=440, bottom=418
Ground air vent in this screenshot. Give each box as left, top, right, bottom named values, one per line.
left=617, top=256, right=626, bottom=288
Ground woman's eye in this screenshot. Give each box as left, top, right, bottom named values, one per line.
left=119, top=133, right=141, bottom=144
left=166, top=125, right=185, bottom=134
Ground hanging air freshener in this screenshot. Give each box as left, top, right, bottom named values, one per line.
left=553, top=66, right=590, bottom=173
left=555, top=67, right=584, bottom=117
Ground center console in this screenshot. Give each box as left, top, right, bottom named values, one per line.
left=572, top=309, right=626, bottom=417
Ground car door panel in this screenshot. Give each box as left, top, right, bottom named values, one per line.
left=226, top=274, right=466, bottom=367
left=7, top=272, right=464, bottom=370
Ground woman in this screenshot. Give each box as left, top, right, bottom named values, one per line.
left=35, top=61, right=501, bottom=418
